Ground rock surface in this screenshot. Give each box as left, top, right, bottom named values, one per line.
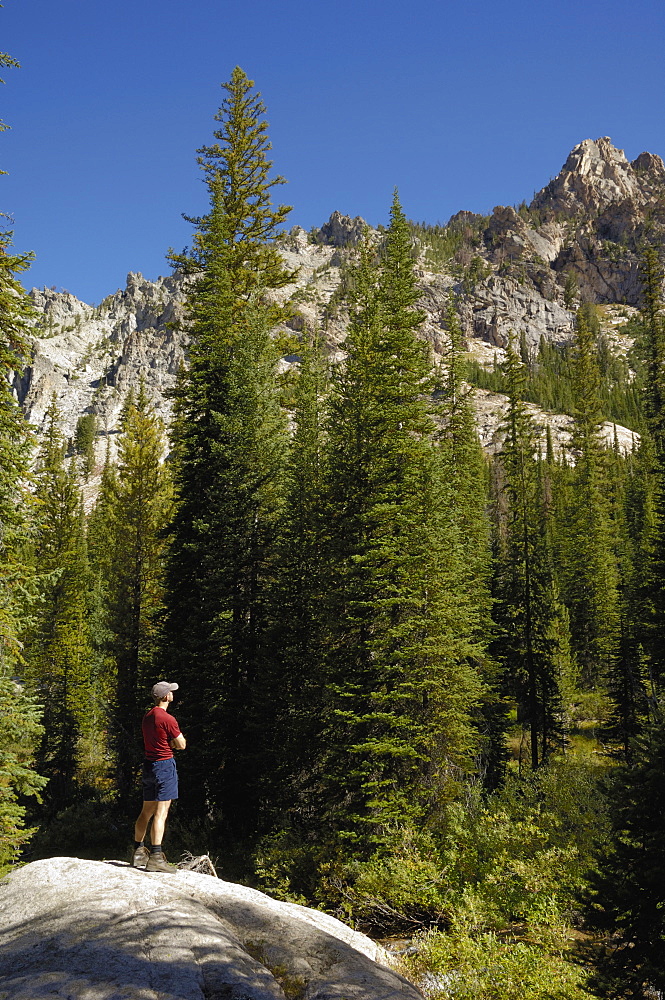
left=0, top=857, right=420, bottom=1000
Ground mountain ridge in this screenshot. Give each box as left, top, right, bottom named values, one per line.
left=16, top=136, right=657, bottom=476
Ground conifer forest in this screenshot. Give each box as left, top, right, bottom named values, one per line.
left=6, top=66, right=665, bottom=999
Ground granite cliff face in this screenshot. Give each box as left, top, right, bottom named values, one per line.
left=18, top=273, right=188, bottom=463
left=17, top=136, right=658, bottom=471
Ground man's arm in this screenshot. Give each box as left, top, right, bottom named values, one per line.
left=170, top=733, right=186, bottom=750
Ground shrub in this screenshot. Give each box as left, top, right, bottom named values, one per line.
left=404, top=929, right=595, bottom=1000
left=316, top=827, right=449, bottom=933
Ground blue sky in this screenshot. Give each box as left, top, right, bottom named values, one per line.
left=2, top=0, right=664, bottom=303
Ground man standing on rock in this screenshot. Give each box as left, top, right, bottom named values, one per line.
left=131, top=681, right=186, bottom=872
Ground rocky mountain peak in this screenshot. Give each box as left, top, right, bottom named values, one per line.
left=631, top=150, right=665, bottom=179
left=315, top=210, right=367, bottom=246
left=531, top=136, right=648, bottom=218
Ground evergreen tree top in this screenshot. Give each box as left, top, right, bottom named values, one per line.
left=176, top=67, right=295, bottom=299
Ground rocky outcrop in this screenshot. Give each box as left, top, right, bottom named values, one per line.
left=458, top=272, right=573, bottom=352
left=484, top=205, right=563, bottom=265
left=19, top=273, right=189, bottom=464
left=522, top=137, right=665, bottom=307
left=531, top=137, right=655, bottom=218
left=315, top=211, right=367, bottom=247
left=472, top=386, right=638, bottom=458
left=0, top=857, right=420, bottom=1000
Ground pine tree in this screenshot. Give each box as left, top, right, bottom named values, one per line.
left=318, top=196, right=483, bottom=847
left=561, top=307, right=620, bottom=689
left=438, top=301, right=491, bottom=615
left=637, top=246, right=665, bottom=695
left=0, top=41, right=48, bottom=862
left=161, top=68, right=293, bottom=841
left=589, top=722, right=665, bottom=997
left=640, top=247, right=665, bottom=456
left=438, top=302, right=499, bottom=782
left=74, top=413, right=97, bottom=480
left=0, top=228, right=47, bottom=865
left=0, top=231, right=34, bottom=674
left=0, top=672, right=46, bottom=872
left=492, top=340, right=570, bottom=769
left=599, top=435, right=651, bottom=759
left=264, top=332, right=330, bottom=827
left=91, top=387, right=172, bottom=806
left=24, top=398, right=94, bottom=807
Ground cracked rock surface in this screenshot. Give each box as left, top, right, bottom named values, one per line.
left=0, top=857, right=421, bottom=1000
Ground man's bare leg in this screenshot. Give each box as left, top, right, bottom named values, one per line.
left=142, top=800, right=174, bottom=871
left=150, top=800, right=172, bottom=847
left=135, top=801, right=157, bottom=843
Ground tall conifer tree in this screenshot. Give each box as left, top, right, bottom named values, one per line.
left=0, top=39, right=48, bottom=860
left=637, top=247, right=665, bottom=695
left=561, top=307, right=620, bottom=689
left=264, top=333, right=329, bottom=827
left=438, top=302, right=500, bottom=782
left=162, top=68, right=293, bottom=841
left=492, top=341, right=570, bottom=768
left=25, top=399, right=93, bottom=806
left=318, top=196, right=483, bottom=847
left=0, top=232, right=34, bottom=672
left=438, top=301, right=491, bottom=615
left=90, top=387, right=172, bottom=806
left=0, top=229, right=47, bottom=864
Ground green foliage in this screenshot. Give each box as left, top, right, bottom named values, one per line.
left=0, top=54, right=46, bottom=865
left=492, top=341, right=572, bottom=768
left=437, top=302, right=498, bottom=781
left=467, top=322, right=644, bottom=434
left=404, top=929, right=594, bottom=1000
left=589, top=723, right=665, bottom=997
left=438, top=301, right=492, bottom=617
left=0, top=69, right=655, bottom=1000
left=262, top=332, right=330, bottom=827
left=26, top=795, right=125, bottom=861
left=407, top=216, right=489, bottom=275
left=162, top=67, right=292, bottom=840
left=637, top=247, right=665, bottom=454
left=0, top=230, right=36, bottom=664
left=563, top=270, right=579, bottom=309
left=316, top=827, right=449, bottom=932
left=560, top=309, right=620, bottom=689
left=286, top=760, right=608, bottom=997
left=0, top=671, right=47, bottom=872
left=74, top=413, right=97, bottom=479
left=462, top=255, right=491, bottom=292
left=633, top=247, right=665, bottom=696
left=23, top=397, right=96, bottom=808
left=438, top=762, right=610, bottom=932
left=89, top=386, right=172, bottom=806
left=317, top=195, right=484, bottom=847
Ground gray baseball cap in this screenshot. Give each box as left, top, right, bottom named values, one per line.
left=152, top=681, right=179, bottom=700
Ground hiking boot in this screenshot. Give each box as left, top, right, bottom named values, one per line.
left=130, top=844, right=150, bottom=868
left=145, top=851, right=176, bottom=873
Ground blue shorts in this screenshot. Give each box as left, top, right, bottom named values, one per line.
left=142, top=757, right=178, bottom=802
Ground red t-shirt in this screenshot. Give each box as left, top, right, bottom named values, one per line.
left=142, top=706, right=182, bottom=762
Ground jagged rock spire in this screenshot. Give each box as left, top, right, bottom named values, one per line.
left=531, top=136, right=665, bottom=217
